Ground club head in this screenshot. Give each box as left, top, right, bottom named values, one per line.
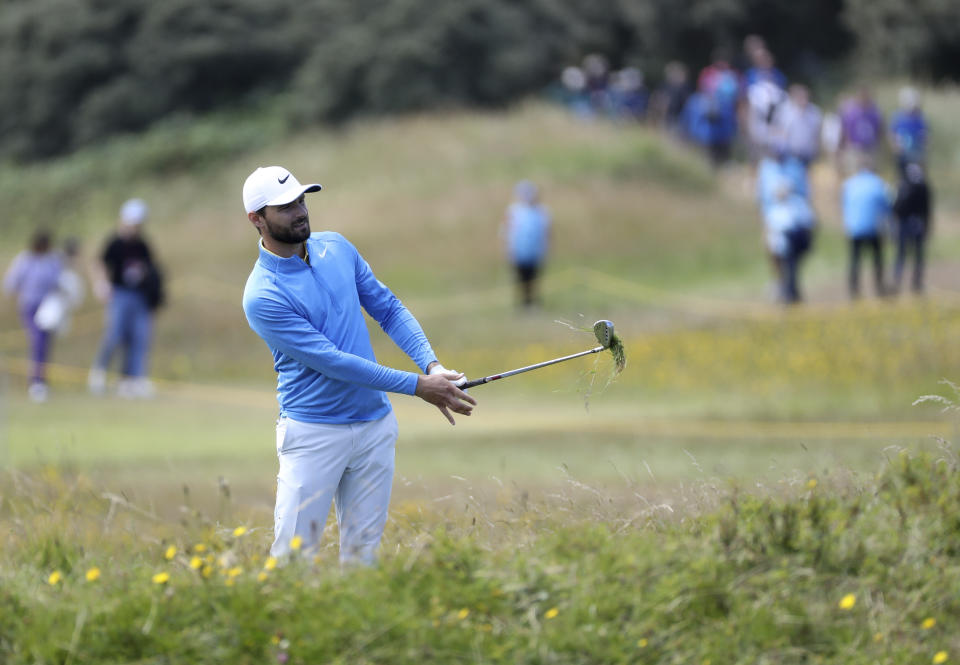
left=593, top=320, right=614, bottom=348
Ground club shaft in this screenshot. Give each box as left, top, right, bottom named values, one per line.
left=460, top=346, right=604, bottom=389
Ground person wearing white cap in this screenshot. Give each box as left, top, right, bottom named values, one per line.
left=241, top=165, right=476, bottom=564
left=87, top=198, right=164, bottom=398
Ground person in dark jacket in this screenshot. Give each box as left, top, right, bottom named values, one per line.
left=891, top=162, right=932, bottom=295
left=88, top=199, right=164, bottom=398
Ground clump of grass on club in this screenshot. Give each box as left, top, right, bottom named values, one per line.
left=555, top=318, right=626, bottom=374
left=555, top=318, right=626, bottom=408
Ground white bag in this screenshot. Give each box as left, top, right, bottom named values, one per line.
left=34, top=292, right=66, bottom=332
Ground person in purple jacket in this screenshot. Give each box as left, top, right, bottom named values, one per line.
left=3, top=229, right=63, bottom=402
left=241, top=165, right=476, bottom=563
left=839, top=87, right=884, bottom=175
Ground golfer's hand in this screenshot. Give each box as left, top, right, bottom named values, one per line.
left=428, top=362, right=467, bottom=387
left=415, top=372, right=476, bottom=425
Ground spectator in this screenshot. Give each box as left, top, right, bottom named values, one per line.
left=743, top=49, right=788, bottom=162
left=683, top=70, right=739, bottom=167
left=501, top=181, right=551, bottom=308
left=891, top=162, right=932, bottom=295
left=88, top=198, right=165, bottom=398
left=839, top=86, right=884, bottom=175
left=582, top=53, right=611, bottom=115
left=743, top=46, right=788, bottom=90
left=842, top=157, right=891, bottom=298
left=609, top=67, right=648, bottom=121
left=773, top=84, right=823, bottom=167
left=560, top=66, right=592, bottom=119
left=889, top=86, right=928, bottom=174
left=650, top=61, right=692, bottom=134
left=757, top=150, right=809, bottom=212
left=34, top=237, right=86, bottom=337
left=3, top=229, right=62, bottom=402
left=763, top=179, right=816, bottom=304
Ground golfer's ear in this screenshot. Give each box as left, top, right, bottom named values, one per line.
left=248, top=211, right=264, bottom=229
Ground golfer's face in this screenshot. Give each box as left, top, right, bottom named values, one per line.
left=262, top=195, right=311, bottom=245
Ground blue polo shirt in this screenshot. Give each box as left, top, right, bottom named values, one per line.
left=243, top=232, right=437, bottom=423
left=842, top=171, right=891, bottom=238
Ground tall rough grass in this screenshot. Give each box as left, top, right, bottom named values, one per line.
left=2, top=446, right=959, bottom=664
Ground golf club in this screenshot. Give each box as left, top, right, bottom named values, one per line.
left=459, top=320, right=616, bottom=389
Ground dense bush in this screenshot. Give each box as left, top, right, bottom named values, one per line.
left=0, top=0, right=952, bottom=162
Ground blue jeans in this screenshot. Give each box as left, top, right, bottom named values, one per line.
left=93, top=287, right=153, bottom=377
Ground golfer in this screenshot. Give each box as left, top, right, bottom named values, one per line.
left=241, top=165, right=475, bottom=564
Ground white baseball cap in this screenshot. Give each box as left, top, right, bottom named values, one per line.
left=242, top=166, right=322, bottom=214
left=120, top=198, right=149, bottom=225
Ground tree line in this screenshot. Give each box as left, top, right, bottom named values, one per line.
left=0, top=0, right=954, bottom=162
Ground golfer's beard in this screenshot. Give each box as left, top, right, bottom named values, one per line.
left=265, top=217, right=310, bottom=244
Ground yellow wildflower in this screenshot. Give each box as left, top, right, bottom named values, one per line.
left=189, top=557, right=203, bottom=570
left=873, top=632, right=884, bottom=642
left=227, top=566, right=243, bottom=578
left=164, top=545, right=177, bottom=560
left=457, top=608, right=470, bottom=620
left=290, top=535, right=303, bottom=551
left=544, top=607, right=559, bottom=620
left=806, top=478, right=818, bottom=489
left=638, top=638, right=648, bottom=648
left=933, top=652, right=948, bottom=665
left=838, top=594, right=856, bottom=610
left=232, top=526, right=247, bottom=537
left=257, top=572, right=269, bottom=583
left=152, top=572, right=170, bottom=585
left=264, top=557, right=278, bottom=571
left=193, top=544, right=207, bottom=553
left=202, top=565, right=213, bottom=578
left=85, top=567, right=101, bottom=582
left=47, top=570, right=62, bottom=586
left=923, top=618, right=937, bottom=630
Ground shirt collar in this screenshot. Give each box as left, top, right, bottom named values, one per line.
left=257, top=239, right=311, bottom=273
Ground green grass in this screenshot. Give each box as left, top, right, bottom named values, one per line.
left=3, top=449, right=960, bottom=664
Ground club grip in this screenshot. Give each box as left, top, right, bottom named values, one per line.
left=458, top=377, right=489, bottom=390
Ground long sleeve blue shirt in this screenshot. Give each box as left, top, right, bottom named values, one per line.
left=842, top=171, right=891, bottom=239
left=243, top=232, right=437, bottom=423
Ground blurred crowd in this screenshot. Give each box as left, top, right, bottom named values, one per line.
left=556, top=35, right=933, bottom=306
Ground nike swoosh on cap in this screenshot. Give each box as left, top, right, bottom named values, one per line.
left=278, top=174, right=290, bottom=184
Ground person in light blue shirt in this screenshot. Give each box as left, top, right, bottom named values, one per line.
left=241, top=166, right=476, bottom=562
left=502, top=180, right=551, bottom=308
left=842, top=161, right=892, bottom=298
left=764, top=179, right=816, bottom=304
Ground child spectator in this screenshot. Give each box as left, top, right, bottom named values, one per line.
left=764, top=179, right=816, bottom=304
left=3, top=230, right=63, bottom=401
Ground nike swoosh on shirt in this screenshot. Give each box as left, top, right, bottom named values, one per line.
left=278, top=174, right=290, bottom=184
left=316, top=244, right=328, bottom=259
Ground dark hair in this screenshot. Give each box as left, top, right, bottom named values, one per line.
left=30, top=229, right=52, bottom=253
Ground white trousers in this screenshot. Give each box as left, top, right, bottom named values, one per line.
left=272, top=411, right=398, bottom=564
